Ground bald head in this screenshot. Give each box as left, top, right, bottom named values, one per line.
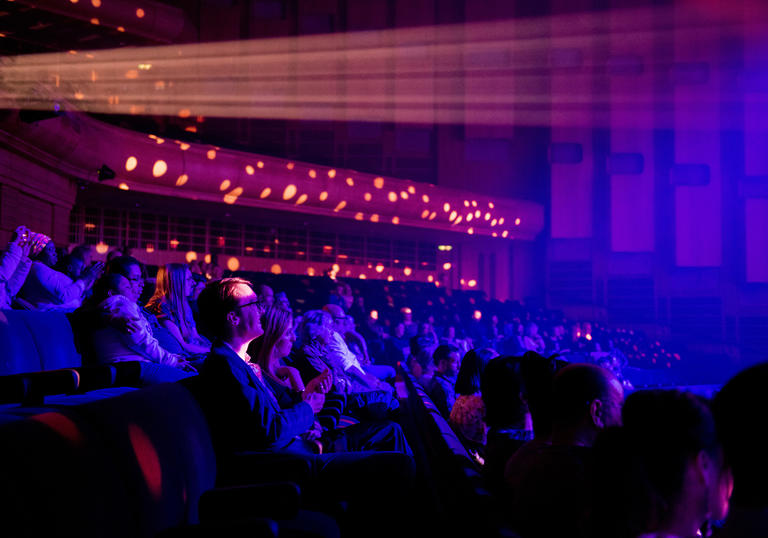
left=552, top=363, right=624, bottom=440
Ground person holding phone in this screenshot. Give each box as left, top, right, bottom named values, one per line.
left=18, top=232, right=103, bottom=311
left=0, top=225, right=33, bottom=309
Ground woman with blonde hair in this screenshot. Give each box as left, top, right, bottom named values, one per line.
left=146, top=263, right=210, bottom=354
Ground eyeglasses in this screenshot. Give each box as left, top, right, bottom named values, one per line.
left=236, top=300, right=264, bottom=312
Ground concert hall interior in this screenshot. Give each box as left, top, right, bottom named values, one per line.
left=1, top=1, right=768, bottom=537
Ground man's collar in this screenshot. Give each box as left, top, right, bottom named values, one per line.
left=222, top=340, right=251, bottom=362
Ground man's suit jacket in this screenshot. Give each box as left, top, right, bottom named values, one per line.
left=198, top=342, right=314, bottom=454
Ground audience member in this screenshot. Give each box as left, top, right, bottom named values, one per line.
left=503, top=363, right=624, bottom=537
left=323, top=304, right=394, bottom=388
left=426, top=344, right=460, bottom=417
left=713, top=362, right=767, bottom=537
left=256, top=283, right=275, bottom=308
left=449, top=348, right=496, bottom=448
left=18, top=232, right=102, bottom=310
left=481, top=355, right=534, bottom=494
left=0, top=226, right=32, bottom=309
left=590, top=390, right=731, bottom=538
left=75, top=273, right=195, bottom=384
left=146, top=263, right=211, bottom=354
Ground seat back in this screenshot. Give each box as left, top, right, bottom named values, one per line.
left=0, top=310, right=82, bottom=375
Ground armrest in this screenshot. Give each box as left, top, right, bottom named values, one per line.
left=73, top=365, right=117, bottom=393
left=199, top=482, right=300, bottom=521
left=218, top=452, right=313, bottom=487
left=24, top=369, right=80, bottom=405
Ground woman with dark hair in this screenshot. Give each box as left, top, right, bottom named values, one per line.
left=589, top=390, right=732, bottom=538
left=449, top=348, right=497, bottom=448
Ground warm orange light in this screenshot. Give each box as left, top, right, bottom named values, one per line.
left=392, top=216, right=400, bottom=224
left=95, top=241, right=109, bottom=254
left=125, top=69, right=138, bottom=79
left=219, top=179, right=231, bottom=191
left=484, top=212, right=491, bottom=221
left=492, top=232, right=498, bottom=237
left=370, top=310, right=379, bottom=320
left=469, top=280, right=478, bottom=289
left=270, top=264, right=282, bottom=275
left=471, top=200, right=478, bottom=207
left=319, top=191, right=329, bottom=201
left=223, top=187, right=243, bottom=204
left=152, top=160, right=167, bottom=178
left=332, top=263, right=340, bottom=272
left=185, top=126, right=197, bottom=133
left=176, top=174, right=189, bottom=186
left=136, top=8, right=145, bottom=18
left=286, top=162, right=294, bottom=170
left=307, top=267, right=316, bottom=276
left=515, top=217, right=521, bottom=226
left=178, top=108, right=191, bottom=118
left=499, top=217, right=505, bottom=225
left=245, top=165, right=255, bottom=175
left=282, top=184, right=297, bottom=200
left=373, top=177, right=384, bottom=189
left=489, top=202, right=495, bottom=209
left=260, top=187, right=271, bottom=198
left=170, top=239, right=181, bottom=250
left=375, top=264, right=384, bottom=273
left=185, top=251, right=197, bottom=262
left=427, top=275, right=434, bottom=282
left=429, top=212, right=436, bottom=220
left=179, top=143, right=190, bottom=151
left=357, top=273, right=366, bottom=280
left=449, top=210, right=458, bottom=221
left=74, top=91, right=85, bottom=100
left=388, top=192, right=398, bottom=203
left=387, top=275, right=394, bottom=282
left=464, top=200, right=470, bottom=207
left=467, top=214, right=473, bottom=222
left=442, top=262, right=452, bottom=271
left=145, top=243, right=155, bottom=253
left=369, top=214, right=379, bottom=223
left=473, top=309, right=481, bottom=319
left=502, top=230, right=509, bottom=238
left=333, top=201, right=347, bottom=212
left=257, top=161, right=264, bottom=168
left=475, top=210, right=481, bottom=218
left=404, top=267, right=413, bottom=276
left=420, top=209, right=429, bottom=219
left=328, top=169, right=336, bottom=178
left=454, top=216, right=463, bottom=225
left=295, top=194, right=308, bottom=205
left=118, top=182, right=129, bottom=190
left=125, top=156, right=138, bottom=171
left=467, top=228, right=474, bottom=235
left=309, top=169, right=317, bottom=179
left=443, top=203, right=450, bottom=213
left=117, top=26, right=125, bottom=32
left=364, top=192, right=372, bottom=202
left=227, top=257, right=240, bottom=271
left=206, top=149, right=216, bottom=160
left=491, top=218, right=498, bottom=226
left=90, top=18, right=99, bottom=25
left=346, top=177, right=354, bottom=186
left=354, top=212, right=364, bottom=220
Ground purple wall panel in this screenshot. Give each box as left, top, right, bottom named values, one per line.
left=746, top=198, right=768, bottom=282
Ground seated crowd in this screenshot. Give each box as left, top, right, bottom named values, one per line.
left=4, top=230, right=768, bottom=538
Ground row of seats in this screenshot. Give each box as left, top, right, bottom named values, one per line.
left=398, top=364, right=514, bottom=537
left=0, top=380, right=314, bottom=537
left=0, top=310, right=140, bottom=416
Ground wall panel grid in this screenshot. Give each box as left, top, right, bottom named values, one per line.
left=69, top=206, right=438, bottom=270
